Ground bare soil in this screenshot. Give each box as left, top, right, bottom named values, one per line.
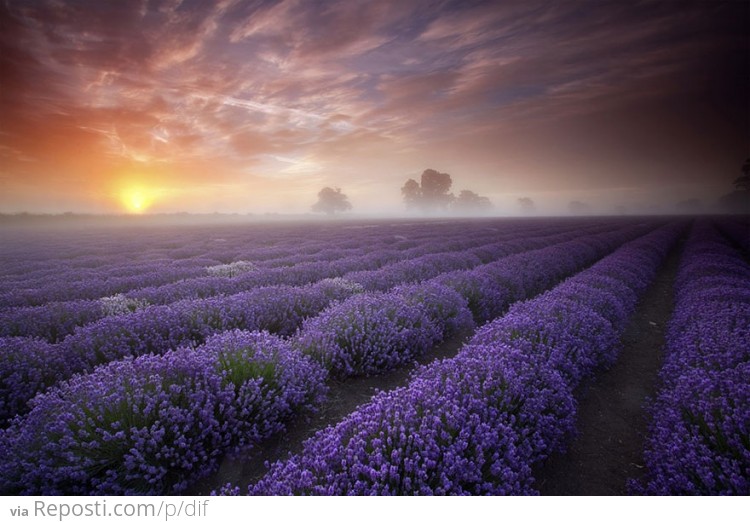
left=188, top=331, right=471, bottom=494
left=190, top=234, right=684, bottom=496
left=534, top=238, right=684, bottom=495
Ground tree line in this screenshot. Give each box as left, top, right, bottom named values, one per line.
left=312, top=158, right=750, bottom=215
left=401, top=169, right=492, bottom=214
left=312, top=168, right=494, bottom=216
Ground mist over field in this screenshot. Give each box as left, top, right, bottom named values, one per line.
left=1, top=0, right=747, bottom=217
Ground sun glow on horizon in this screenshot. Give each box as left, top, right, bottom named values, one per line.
left=120, top=185, right=157, bottom=214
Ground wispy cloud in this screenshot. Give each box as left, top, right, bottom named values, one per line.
left=0, top=0, right=746, bottom=213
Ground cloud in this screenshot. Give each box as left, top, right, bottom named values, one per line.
left=0, top=0, right=746, bottom=213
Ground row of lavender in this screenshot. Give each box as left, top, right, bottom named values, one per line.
left=0, top=242, right=400, bottom=340
left=2, top=220, right=497, bottom=295
left=89, top=221, right=581, bottom=305
left=0, top=221, right=572, bottom=339
left=0, top=220, right=454, bottom=281
left=0, top=223, right=650, bottom=494
left=0, top=330, right=328, bottom=495
left=0, top=224, right=346, bottom=288
left=234, top=224, right=681, bottom=495
left=0, top=222, right=615, bottom=423
left=0, top=220, right=511, bottom=307
left=298, top=224, right=647, bottom=380
left=633, top=223, right=749, bottom=495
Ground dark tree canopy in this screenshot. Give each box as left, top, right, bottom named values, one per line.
left=420, top=169, right=454, bottom=209
left=719, top=158, right=750, bottom=213
left=517, top=197, right=535, bottom=213
left=311, top=187, right=352, bottom=216
left=401, top=168, right=492, bottom=214
left=401, top=168, right=455, bottom=212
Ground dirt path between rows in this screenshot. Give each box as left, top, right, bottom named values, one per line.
left=189, top=228, right=668, bottom=495
left=534, top=237, right=684, bottom=495
left=189, top=331, right=471, bottom=494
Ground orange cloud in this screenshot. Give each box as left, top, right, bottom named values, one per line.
left=0, top=0, right=746, bottom=214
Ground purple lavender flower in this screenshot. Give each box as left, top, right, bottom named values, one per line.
left=293, top=292, right=443, bottom=378
left=241, top=224, right=682, bottom=495
left=0, top=330, right=326, bottom=495
left=636, top=222, right=750, bottom=495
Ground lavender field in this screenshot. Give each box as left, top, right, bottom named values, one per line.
left=0, top=217, right=747, bottom=496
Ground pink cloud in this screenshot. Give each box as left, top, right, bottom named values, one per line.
left=0, top=0, right=746, bottom=213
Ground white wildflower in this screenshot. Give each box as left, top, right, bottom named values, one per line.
left=319, top=277, right=364, bottom=293
left=206, top=260, right=257, bottom=277
left=100, top=294, right=148, bottom=316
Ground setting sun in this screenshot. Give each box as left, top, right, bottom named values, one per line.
left=120, top=186, right=155, bottom=214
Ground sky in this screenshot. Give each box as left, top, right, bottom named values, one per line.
left=0, top=0, right=748, bottom=215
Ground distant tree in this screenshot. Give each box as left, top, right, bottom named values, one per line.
left=401, top=168, right=455, bottom=212
left=568, top=200, right=590, bottom=214
left=733, top=158, right=750, bottom=192
left=420, top=169, right=454, bottom=210
left=718, top=158, right=750, bottom=213
left=401, top=178, right=422, bottom=210
left=311, top=187, right=352, bottom=216
left=517, top=197, right=535, bottom=213
left=453, top=190, right=493, bottom=213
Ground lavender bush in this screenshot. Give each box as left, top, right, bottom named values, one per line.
left=250, top=341, right=573, bottom=495
left=0, top=218, right=671, bottom=495
left=0, top=299, right=106, bottom=342
left=634, top=223, right=750, bottom=495
left=393, top=282, right=474, bottom=339
left=0, top=223, right=624, bottom=423
left=293, top=292, right=443, bottom=378
left=291, top=225, right=648, bottom=380
left=245, top=225, right=680, bottom=495
left=0, top=337, right=70, bottom=426
left=0, top=221, right=599, bottom=343
left=0, top=330, right=327, bottom=495
left=0, top=281, right=355, bottom=425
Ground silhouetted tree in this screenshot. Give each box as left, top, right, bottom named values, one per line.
left=734, top=158, right=750, bottom=191
left=401, top=168, right=454, bottom=212
left=453, top=190, right=493, bottom=213
left=420, top=169, right=454, bottom=210
left=401, top=179, right=421, bottom=210
left=719, top=158, right=750, bottom=213
left=312, top=187, right=352, bottom=216
left=517, top=197, right=535, bottom=213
